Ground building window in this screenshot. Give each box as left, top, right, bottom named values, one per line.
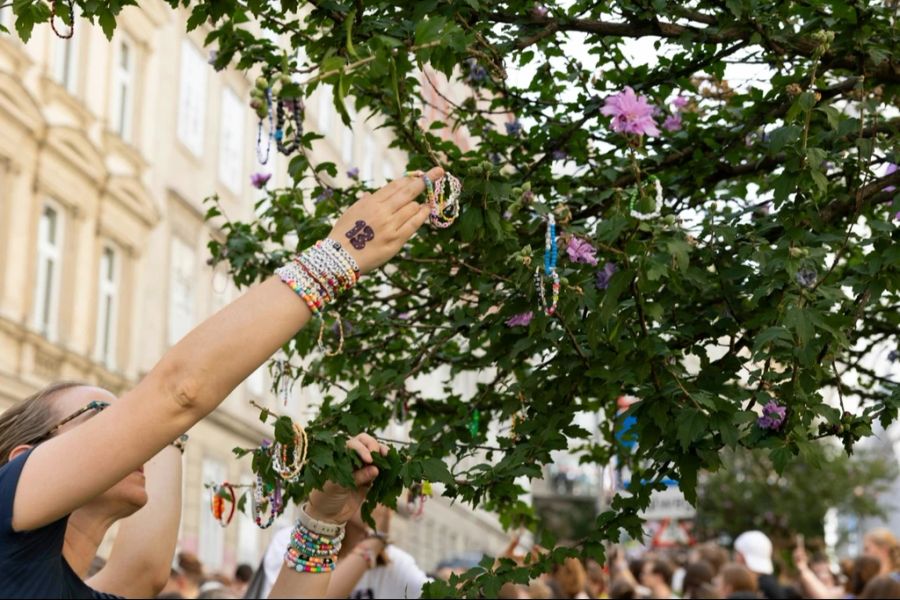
left=168, top=237, right=196, bottom=345
left=218, top=87, right=245, bottom=194
left=111, top=38, right=134, bottom=140
left=94, top=245, right=119, bottom=368
left=33, top=203, right=64, bottom=340
left=198, top=458, right=226, bottom=570
left=52, top=36, right=78, bottom=94
left=177, top=39, right=208, bottom=157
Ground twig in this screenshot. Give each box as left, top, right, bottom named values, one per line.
left=298, top=41, right=441, bottom=86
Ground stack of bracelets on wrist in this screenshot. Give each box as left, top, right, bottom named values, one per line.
left=284, top=503, right=346, bottom=574
left=275, top=238, right=360, bottom=356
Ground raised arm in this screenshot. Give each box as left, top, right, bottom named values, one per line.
left=269, top=434, right=387, bottom=599
left=11, top=167, right=441, bottom=532
left=86, top=444, right=184, bottom=597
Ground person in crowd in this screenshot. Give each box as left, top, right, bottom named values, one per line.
left=640, top=557, right=677, bottom=599
left=719, top=562, right=759, bottom=599
left=858, top=573, right=900, bottom=599
left=607, top=576, right=637, bottom=600
left=0, top=167, right=442, bottom=599
left=692, top=542, right=729, bottom=576
left=550, top=557, right=590, bottom=599
left=175, top=552, right=206, bottom=599
left=734, top=530, right=797, bottom=599
left=863, top=528, right=900, bottom=576
left=846, top=556, right=883, bottom=598
left=584, top=558, right=608, bottom=598
left=259, top=503, right=428, bottom=599
left=232, top=564, right=253, bottom=598
left=681, top=560, right=715, bottom=599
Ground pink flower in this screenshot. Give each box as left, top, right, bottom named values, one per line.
left=566, top=237, right=598, bottom=266
left=673, top=95, right=688, bottom=109
left=601, top=86, right=660, bottom=137
left=663, top=113, right=682, bottom=132
left=505, top=312, right=534, bottom=327
left=250, top=172, right=271, bottom=189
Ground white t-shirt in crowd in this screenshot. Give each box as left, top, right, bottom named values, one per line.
left=261, top=527, right=429, bottom=599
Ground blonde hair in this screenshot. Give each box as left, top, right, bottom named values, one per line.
left=0, top=381, right=84, bottom=467
left=865, top=528, right=900, bottom=570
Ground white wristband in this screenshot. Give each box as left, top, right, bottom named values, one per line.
left=298, top=502, right=346, bottom=537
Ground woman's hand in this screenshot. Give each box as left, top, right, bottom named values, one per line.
left=328, top=166, right=444, bottom=274
left=306, top=433, right=388, bottom=525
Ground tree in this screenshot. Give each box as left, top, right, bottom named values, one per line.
left=696, top=446, right=898, bottom=550
left=6, top=0, right=899, bottom=596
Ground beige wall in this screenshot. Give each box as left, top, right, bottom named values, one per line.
left=0, top=1, right=506, bottom=577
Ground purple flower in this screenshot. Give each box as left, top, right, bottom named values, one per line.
left=566, top=237, right=599, bottom=266
left=757, top=401, right=787, bottom=430
left=208, top=50, right=218, bottom=65
left=314, top=187, right=334, bottom=203
left=250, top=172, right=271, bottom=189
left=601, top=86, right=660, bottom=137
left=532, top=5, right=548, bottom=18
left=505, top=120, right=523, bottom=136
left=551, top=149, right=567, bottom=161
left=505, top=311, right=534, bottom=327
left=465, top=58, right=487, bottom=83
left=672, top=95, right=688, bottom=109
left=595, top=262, right=618, bottom=290
left=489, top=152, right=503, bottom=165
left=895, top=211, right=900, bottom=221
left=885, top=163, right=897, bottom=192
left=397, top=311, right=413, bottom=321
left=887, top=349, right=897, bottom=362
left=347, top=167, right=359, bottom=180
left=261, top=438, right=272, bottom=448
left=795, top=268, right=817, bottom=288
left=663, top=113, right=682, bottom=132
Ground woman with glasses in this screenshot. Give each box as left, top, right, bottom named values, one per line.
left=0, top=167, right=442, bottom=599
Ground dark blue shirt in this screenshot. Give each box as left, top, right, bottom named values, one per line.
left=0, top=449, right=119, bottom=599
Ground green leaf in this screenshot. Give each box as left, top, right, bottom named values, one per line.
left=98, top=9, right=116, bottom=40
left=676, top=408, right=707, bottom=451
left=415, top=16, right=446, bottom=45
left=784, top=306, right=814, bottom=346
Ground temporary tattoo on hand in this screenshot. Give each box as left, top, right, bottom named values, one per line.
left=345, top=220, right=375, bottom=250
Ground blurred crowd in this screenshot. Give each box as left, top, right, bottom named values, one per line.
left=143, top=522, right=900, bottom=599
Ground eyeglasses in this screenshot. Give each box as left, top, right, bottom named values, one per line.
left=30, top=400, right=110, bottom=445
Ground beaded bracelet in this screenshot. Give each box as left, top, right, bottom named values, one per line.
left=535, top=213, right=560, bottom=315
left=252, top=476, right=282, bottom=529
left=276, top=239, right=360, bottom=356
left=271, top=422, right=308, bottom=482
left=210, top=483, right=236, bottom=527
left=629, top=176, right=663, bottom=221
left=430, top=173, right=462, bottom=228
left=284, top=520, right=343, bottom=574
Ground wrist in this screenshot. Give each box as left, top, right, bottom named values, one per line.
left=300, top=502, right=347, bottom=534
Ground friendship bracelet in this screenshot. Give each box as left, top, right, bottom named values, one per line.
left=535, top=213, right=560, bottom=316
left=210, top=483, right=236, bottom=527
left=252, top=475, right=282, bottom=529
left=629, top=176, right=663, bottom=221
left=284, top=520, right=343, bottom=574
left=51, top=0, right=75, bottom=39
left=171, top=434, right=189, bottom=454
left=431, top=173, right=462, bottom=228
left=271, top=421, right=308, bottom=482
